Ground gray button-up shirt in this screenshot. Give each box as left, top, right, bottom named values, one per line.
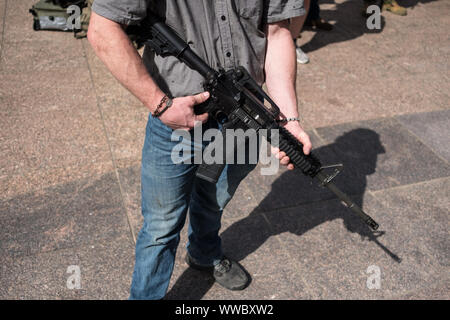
left=92, top=0, right=305, bottom=97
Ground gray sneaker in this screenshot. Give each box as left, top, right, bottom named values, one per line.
left=296, top=47, right=309, bottom=64
left=185, top=253, right=250, bottom=291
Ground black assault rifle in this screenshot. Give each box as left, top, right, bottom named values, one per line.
left=132, top=14, right=380, bottom=232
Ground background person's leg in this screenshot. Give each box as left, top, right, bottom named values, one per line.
left=306, top=0, right=320, bottom=23
left=306, top=0, right=333, bottom=31
left=289, top=0, right=310, bottom=40
left=290, top=0, right=311, bottom=64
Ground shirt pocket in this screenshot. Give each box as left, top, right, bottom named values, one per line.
left=235, top=0, right=263, bottom=22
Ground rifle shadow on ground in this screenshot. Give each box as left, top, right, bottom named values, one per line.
left=166, top=128, right=401, bottom=300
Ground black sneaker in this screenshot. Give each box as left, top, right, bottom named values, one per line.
left=185, top=253, right=250, bottom=291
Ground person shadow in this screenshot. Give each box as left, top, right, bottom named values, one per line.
left=395, top=0, right=438, bottom=7
left=299, top=0, right=439, bottom=54
left=300, top=0, right=386, bottom=54
left=165, top=128, right=401, bottom=300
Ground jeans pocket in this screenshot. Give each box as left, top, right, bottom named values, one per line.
left=143, top=114, right=176, bottom=162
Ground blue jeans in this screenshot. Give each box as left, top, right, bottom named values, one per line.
left=129, top=114, right=256, bottom=300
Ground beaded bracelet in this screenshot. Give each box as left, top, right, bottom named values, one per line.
left=276, top=117, right=301, bottom=124
left=153, top=95, right=173, bottom=118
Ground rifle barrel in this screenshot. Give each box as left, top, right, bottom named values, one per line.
left=314, top=171, right=379, bottom=230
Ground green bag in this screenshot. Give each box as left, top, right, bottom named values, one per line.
left=30, top=0, right=140, bottom=44
left=29, top=0, right=70, bottom=31
left=29, top=0, right=87, bottom=33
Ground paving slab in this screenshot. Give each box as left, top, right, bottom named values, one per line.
left=0, top=170, right=129, bottom=258
left=221, top=177, right=261, bottom=219
left=372, top=178, right=450, bottom=269
left=398, top=0, right=450, bottom=22
left=0, top=0, right=5, bottom=53
left=396, top=282, right=450, bottom=300
left=0, top=161, right=114, bottom=201
left=166, top=215, right=310, bottom=300
left=359, top=12, right=450, bottom=95
left=0, top=106, right=111, bottom=177
left=114, top=158, right=142, bottom=238
left=268, top=179, right=448, bottom=299
left=296, top=44, right=389, bottom=127
left=0, top=233, right=134, bottom=300
left=0, top=60, right=108, bottom=177
left=316, top=117, right=450, bottom=192
left=0, top=66, right=97, bottom=117
left=297, top=1, right=449, bottom=128
left=99, top=103, right=148, bottom=161
left=396, top=109, right=450, bottom=162
left=297, top=54, right=447, bottom=129
left=0, top=36, right=85, bottom=73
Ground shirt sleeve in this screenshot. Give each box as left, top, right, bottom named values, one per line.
left=91, top=0, right=151, bottom=25
left=264, top=0, right=306, bottom=24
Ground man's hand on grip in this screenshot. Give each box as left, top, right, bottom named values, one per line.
left=158, top=91, right=210, bottom=130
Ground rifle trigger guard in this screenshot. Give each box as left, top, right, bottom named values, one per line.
left=318, top=163, right=343, bottom=187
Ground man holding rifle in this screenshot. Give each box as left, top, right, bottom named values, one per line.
left=88, top=0, right=311, bottom=300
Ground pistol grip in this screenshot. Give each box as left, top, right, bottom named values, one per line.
left=194, top=100, right=211, bottom=115
left=196, top=162, right=226, bottom=184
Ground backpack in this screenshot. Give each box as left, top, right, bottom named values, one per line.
left=29, top=0, right=141, bottom=46
left=29, top=0, right=89, bottom=37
